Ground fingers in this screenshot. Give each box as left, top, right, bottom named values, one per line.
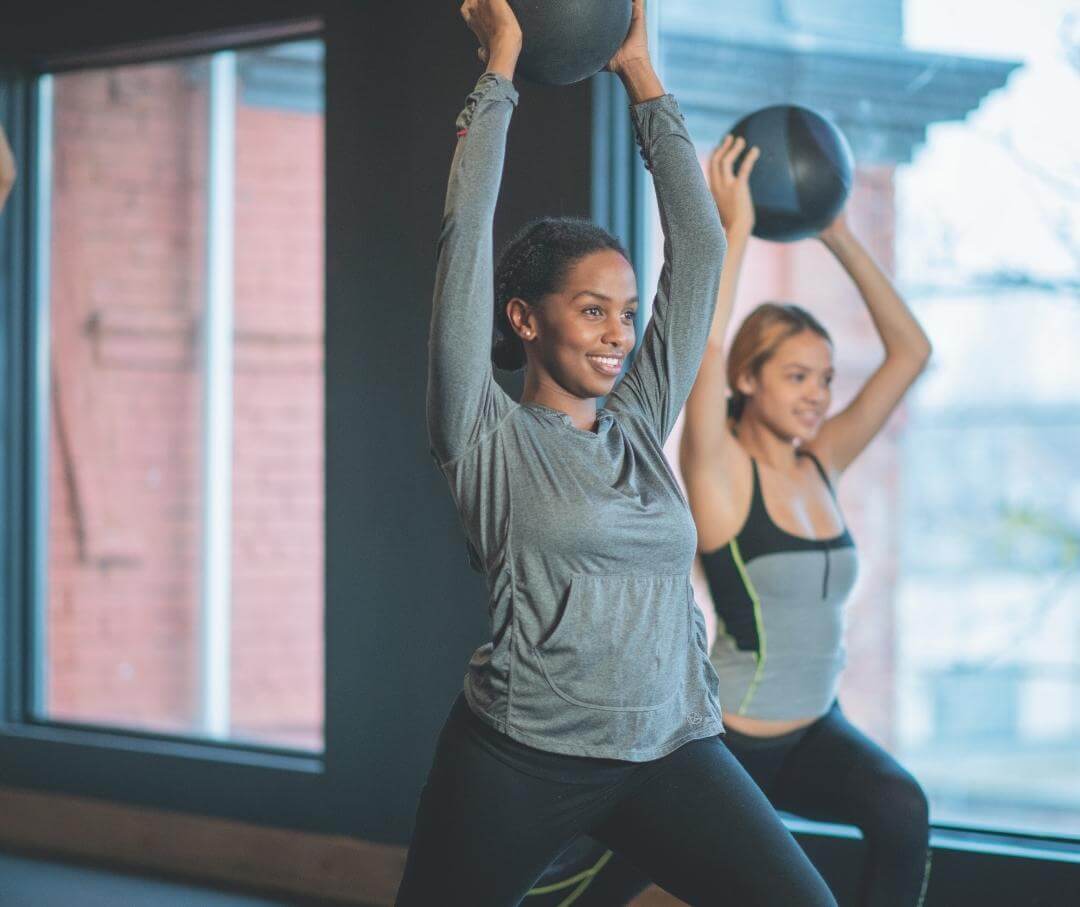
left=720, top=135, right=746, bottom=181
left=712, top=134, right=760, bottom=185
left=710, top=135, right=744, bottom=186
left=736, top=145, right=761, bottom=182
left=709, top=136, right=730, bottom=187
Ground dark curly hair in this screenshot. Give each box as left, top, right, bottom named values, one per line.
left=492, top=217, right=629, bottom=371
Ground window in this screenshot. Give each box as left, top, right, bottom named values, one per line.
left=35, top=38, right=325, bottom=750
left=657, top=0, right=1079, bottom=837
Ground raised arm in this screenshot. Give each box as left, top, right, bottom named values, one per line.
left=427, top=1, right=522, bottom=465
left=680, top=136, right=759, bottom=477
left=0, top=125, right=15, bottom=213
left=607, top=2, right=728, bottom=442
left=806, top=214, right=932, bottom=478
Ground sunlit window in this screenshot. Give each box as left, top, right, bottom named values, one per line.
left=658, top=0, right=1079, bottom=837
left=38, top=39, right=325, bottom=750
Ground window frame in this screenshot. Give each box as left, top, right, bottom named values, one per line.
left=0, top=14, right=339, bottom=836
left=623, top=7, right=1080, bottom=868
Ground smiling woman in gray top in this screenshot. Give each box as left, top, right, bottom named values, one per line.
left=429, top=55, right=726, bottom=764
left=396, top=2, right=839, bottom=905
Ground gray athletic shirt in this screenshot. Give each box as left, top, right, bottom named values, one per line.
left=428, top=73, right=727, bottom=761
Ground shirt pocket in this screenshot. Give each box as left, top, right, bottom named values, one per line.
left=534, top=573, right=690, bottom=712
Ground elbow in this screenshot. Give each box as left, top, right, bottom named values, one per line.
left=714, top=228, right=729, bottom=272
left=706, top=210, right=728, bottom=261
left=896, top=337, right=932, bottom=378
left=710, top=223, right=728, bottom=293
left=686, top=195, right=726, bottom=259
left=914, top=334, right=933, bottom=372
left=692, top=210, right=727, bottom=282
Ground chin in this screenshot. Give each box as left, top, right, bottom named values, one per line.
left=573, top=372, right=618, bottom=400
left=584, top=385, right=615, bottom=402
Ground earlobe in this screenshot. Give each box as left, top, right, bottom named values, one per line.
left=506, top=296, right=538, bottom=342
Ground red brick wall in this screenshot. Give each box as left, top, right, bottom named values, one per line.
left=46, top=59, right=324, bottom=749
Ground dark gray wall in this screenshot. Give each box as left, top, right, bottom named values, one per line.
left=324, top=0, right=594, bottom=843
left=0, top=0, right=595, bottom=844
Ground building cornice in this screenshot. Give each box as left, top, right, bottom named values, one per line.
left=663, top=30, right=1020, bottom=164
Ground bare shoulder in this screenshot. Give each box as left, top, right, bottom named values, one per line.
left=682, top=435, right=754, bottom=552
left=800, top=441, right=843, bottom=487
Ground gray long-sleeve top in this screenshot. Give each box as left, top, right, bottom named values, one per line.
left=428, top=73, right=727, bottom=761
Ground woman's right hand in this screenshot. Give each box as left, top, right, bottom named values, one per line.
left=708, top=135, right=759, bottom=239
left=461, top=0, right=522, bottom=79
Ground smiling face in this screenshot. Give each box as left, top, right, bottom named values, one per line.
left=509, top=248, right=638, bottom=400
left=737, top=330, right=835, bottom=442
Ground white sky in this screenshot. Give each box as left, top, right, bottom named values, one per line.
left=898, top=0, right=1080, bottom=285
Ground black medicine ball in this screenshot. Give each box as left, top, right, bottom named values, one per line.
left=509, top=0, right=633, bottom=86
left=730, top=105, right=855, bottom=243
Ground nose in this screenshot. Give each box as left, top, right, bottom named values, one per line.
left=805, top=380, right=829, bottom=403
left=601, top=313, right=632, bottom=349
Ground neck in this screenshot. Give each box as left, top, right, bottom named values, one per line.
left=733, top=416, right=799, bottom=470
left=521, top=372, right=599, bottom=432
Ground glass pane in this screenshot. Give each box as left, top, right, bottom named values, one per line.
left=40, top=39, right=325, bottom=750
left=658, top=0, right=1079, bottom=836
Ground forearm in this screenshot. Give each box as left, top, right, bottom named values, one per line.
left=705, top=229, right=748, bottom=349
left=616, top=59, right=664, bottom=105
left=636, top=94, right=726, bottom=266
left=428, top=74, right=517, bottom=458
left=824, top=228, right=930, bottom=364
left=615, top=93, right=725, bottom=437
left=483, top=34, right=521, bottom=81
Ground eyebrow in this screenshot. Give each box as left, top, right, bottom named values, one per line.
left=571, top=290, right=639, bottom=305
left=784, top=362, right=834, bottom=372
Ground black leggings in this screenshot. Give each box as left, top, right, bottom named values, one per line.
left=396, top=693, right=837, bottom=907
left=729, top=702, right=931, bottom=907
left=559, top=701, right=931, bottom=907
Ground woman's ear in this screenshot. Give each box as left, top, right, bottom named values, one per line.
left=735, top=370, right=756, bottom=398
left=506, top=297, right=538, bottom=341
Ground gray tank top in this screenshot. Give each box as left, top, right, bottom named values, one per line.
left=701, top=452, right=858, bottom=721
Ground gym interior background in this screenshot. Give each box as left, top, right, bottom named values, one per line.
left=1, top=0, right=1078, bottom=904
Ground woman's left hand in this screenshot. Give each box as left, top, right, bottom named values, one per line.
left=709, top=135, right=759, bottom=239
left=606, top=0, right=650, bottom=77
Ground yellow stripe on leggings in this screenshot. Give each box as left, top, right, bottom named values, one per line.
left=915, top=848, right=933, bottom=907
left=526, top=849, right=614, bottom=899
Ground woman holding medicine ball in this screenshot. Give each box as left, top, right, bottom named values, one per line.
left=678, top=133, right=934, bottom=907
left=395, top=2, right=836, bottom=905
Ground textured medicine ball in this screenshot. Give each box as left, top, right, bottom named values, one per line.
left=509, top=0, right=633, bottom=86
left=730, top=105, right=855, bottom=243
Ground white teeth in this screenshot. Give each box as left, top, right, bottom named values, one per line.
left=589, top=356, right=621, bottom=368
